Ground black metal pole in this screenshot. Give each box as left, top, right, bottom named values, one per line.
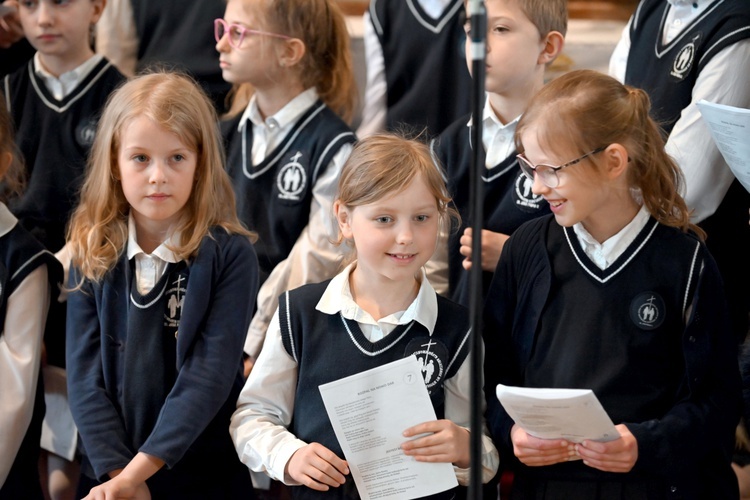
left=467, top=1, right=486, bottom=499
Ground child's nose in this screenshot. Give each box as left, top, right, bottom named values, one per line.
left=396, top=223, right=413, bottom=244
left=531, top=172, right=548, bottom=196
left=37, top=3, right=54, bottom=25
left=149, top=163, right=168, bottom=184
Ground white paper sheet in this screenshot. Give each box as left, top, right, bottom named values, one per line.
left=319, top=356, right=458, bottom=500
left=496, top=384, right=618, bottom=444
left=696, top=100, right=750, bottom=193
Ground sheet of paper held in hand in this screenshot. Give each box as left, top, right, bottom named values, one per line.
left=696, top=100, right=750, bottom=193
left=496, top=384, right=619, bottom=444
left=319, top=355, right=458, bottom=500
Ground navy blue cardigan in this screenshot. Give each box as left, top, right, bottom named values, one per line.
left=66, top=229, right=259, bottom=480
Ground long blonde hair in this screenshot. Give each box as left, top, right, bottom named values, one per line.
left=67, top=72, right=254, bottom=283
left=516, top=69, right=701, bottom=237
left=225, top=0, right=356, bottom=123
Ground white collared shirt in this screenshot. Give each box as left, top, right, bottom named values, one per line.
left=573, top=205, right=651, bottom=270
left=317, top=262, right=438, bottom=342
left=238, top=88, right=319, bottom=167
left=477, top=94, right=520, bottom=169
left=33, top=53, right=103, bottom=101
left=231, top=263, right=499, bottom=487
left=126, top=215, right=180, bottom=295
left=664, top=0, right=709, bottom=44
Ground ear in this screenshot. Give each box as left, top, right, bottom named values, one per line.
left=603, top=143, right=630, bottom=180
left=91, top=0, right=106, bottom=24
left=334, top=200, right=354, bottom=240
left=279, top=37, right=306, bottom=68
left=537, top=31, right=564, bottom=65
left=0, top=152, right=12, bottom=180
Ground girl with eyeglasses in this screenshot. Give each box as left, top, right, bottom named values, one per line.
left=215, top=0, right=357, bottom=372
left=484, top=69, right=740, bottom=498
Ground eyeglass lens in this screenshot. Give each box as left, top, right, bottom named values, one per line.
left=518, top=157, right=559, bottom=188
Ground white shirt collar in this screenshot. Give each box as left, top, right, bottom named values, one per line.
left=317, top=262, right=439, bottom=335
left=464, top=94, right=520, bottom=169
left=572, top=204, right=650, bottom=270
left=33, top=53, right=103, bottom=100
left=0, top=202, right=18, bottom=238
left=419, top=0, right=455, bottom=19
left=125, top=214, right=180, bottom=263
left=237, top=87, right=319, bottom=132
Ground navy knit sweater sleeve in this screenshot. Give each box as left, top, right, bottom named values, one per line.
left=66, top=231, right=259, bottom=479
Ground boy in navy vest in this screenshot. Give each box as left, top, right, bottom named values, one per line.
left=428, top=0, right=566, bottom=306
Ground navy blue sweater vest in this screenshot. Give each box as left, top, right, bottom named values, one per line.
left=624, top=0, right=750, bottom=133
left=221, top=102, right=355, bottom=284
left=369, top=0, right=472, bottom=137
left=278, top=281, right=471, bottom=499
left=3, top=59, right=125, bottom=251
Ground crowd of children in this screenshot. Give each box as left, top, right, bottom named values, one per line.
left=0, top=0, right=747, bottom=499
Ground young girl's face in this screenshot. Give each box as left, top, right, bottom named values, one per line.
left=117, top=116, right=197, bottom=236
left=216, top=0, right=286, bottom=87
left=521, top=125, right=615, bottom=237
left=18, top=0, right=104, bottom=73
left=338, top=173, right=440, bottom=287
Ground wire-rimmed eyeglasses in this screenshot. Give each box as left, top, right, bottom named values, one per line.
left=214, top=18, right=290, bottom=49
left=516, top=146, right=607, bottom=188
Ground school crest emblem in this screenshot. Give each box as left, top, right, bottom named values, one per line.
left=164, top=272, right=188, bottom=334
left=670, top=33, right=701, bottom=81
left=629, top=292, right=666, bottom=330
left=277, top=151, right=307, bottom=201
left=404, top=338, right=449, bottom=399
left=75, top=117, right=99, bottom=147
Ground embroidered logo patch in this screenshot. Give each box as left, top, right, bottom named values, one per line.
left=513, top=172, right=544, bottom=212
left=75, top=117, right=98, bottom=147
left=629, top=292, right=666, bottom=330
left=670, top=33, right=702, bottom=81
left=277, top=151, right=307, bottom=202
left=164, top=273, right=187, bottom=332
left=404, top=338, right=448, bottom=394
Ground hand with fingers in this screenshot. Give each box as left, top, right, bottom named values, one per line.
left=400, top=419, right=471, bottom=468
left=459, top=228, right=509, bottom=272
left=82, top=477, right=151, bottom=500
left=575, top=424, right=638, bottom=473
left=510, top=424, right=576, bottom=466
left=0, top=1, right=23, bottom=49
left=286, top=443, right=350, bottom=491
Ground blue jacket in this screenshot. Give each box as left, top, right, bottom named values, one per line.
left=66, top=229, right=258, bottom=480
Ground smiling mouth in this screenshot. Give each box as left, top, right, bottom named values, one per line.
left=388, top=253, right=416, bottom=260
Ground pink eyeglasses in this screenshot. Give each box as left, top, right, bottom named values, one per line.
left=214, top=18, right=290, bottom=49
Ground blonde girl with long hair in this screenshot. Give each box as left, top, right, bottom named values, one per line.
left=215, top=0, right=357, bottom=365
left=66, top=72, right=259, bottom=500
left=483, top=69, right=739, bottom=499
